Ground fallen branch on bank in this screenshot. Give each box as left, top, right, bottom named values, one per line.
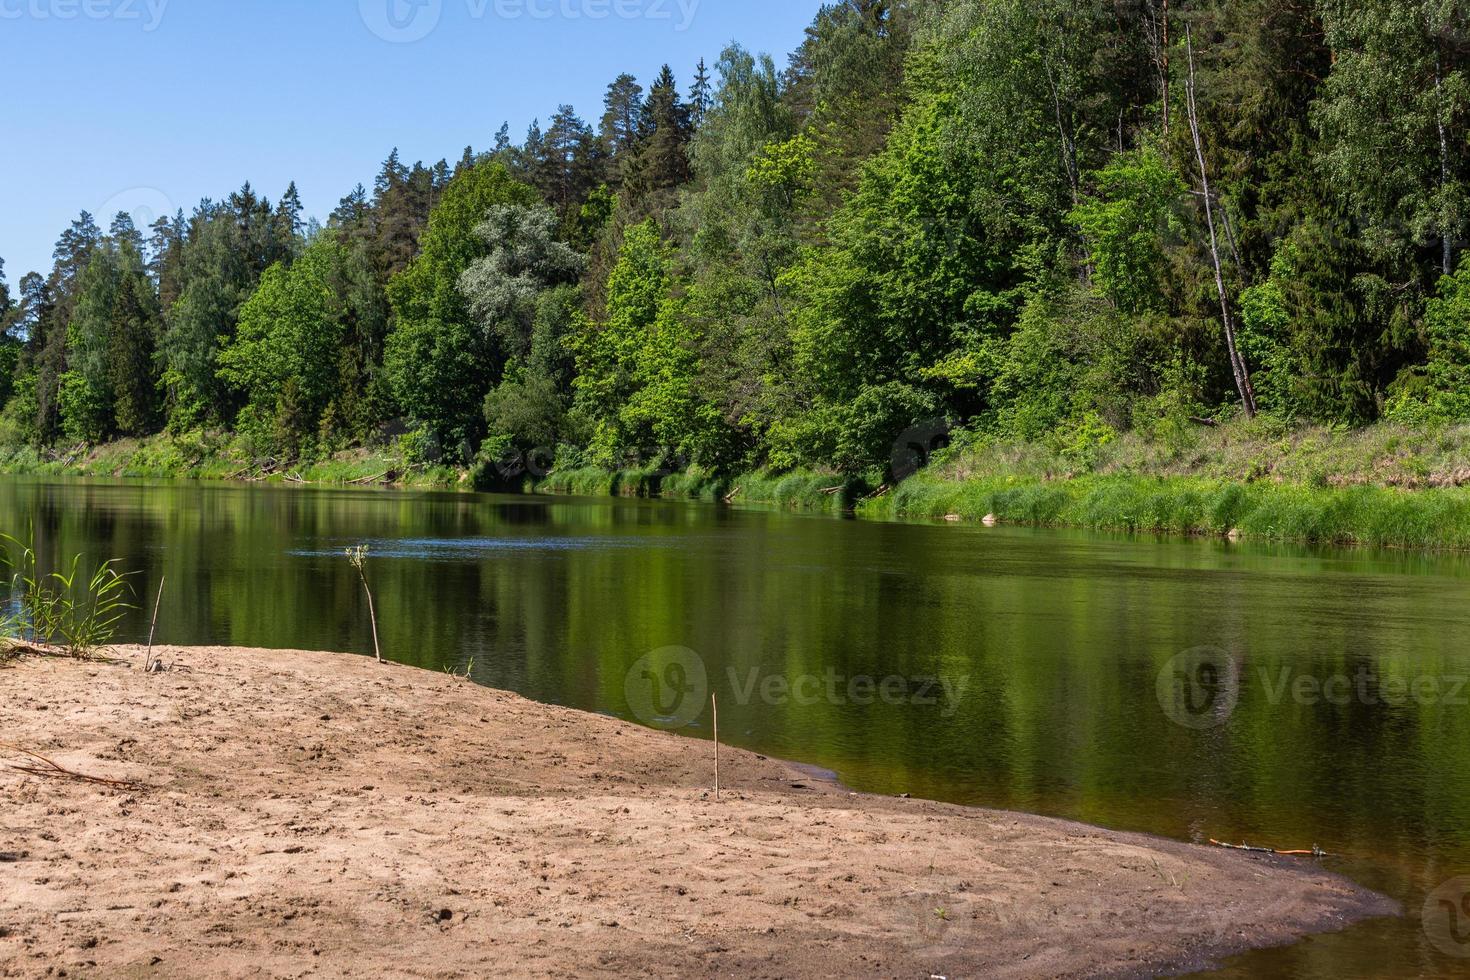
left=348, top=471, right=392, bottom=486
left=1, top=641, right=66, bottom=658
left=1210, top=839, right=1329, bottom=858
left=0, top=742, right=145, bottom=791
left=0, top=641, right=131, bottom=666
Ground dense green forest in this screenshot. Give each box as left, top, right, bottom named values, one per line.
left=4, top=0, right=1470, bottom=488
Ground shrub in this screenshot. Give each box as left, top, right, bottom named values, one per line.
left=0, top=535, right=134, bottom=659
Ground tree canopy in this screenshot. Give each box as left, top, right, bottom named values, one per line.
left=10, top=0, right=1470, bottom=482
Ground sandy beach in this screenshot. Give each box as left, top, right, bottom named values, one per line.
left=0, top=646, right=1393, bottom=978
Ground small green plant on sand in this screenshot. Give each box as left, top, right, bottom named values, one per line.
left=0, top=534, right=134, bottom=659
left=346, top=545, right=382, bottom=663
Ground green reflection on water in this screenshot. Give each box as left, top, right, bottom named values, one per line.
left=3, top=476, right=1468, bottom=978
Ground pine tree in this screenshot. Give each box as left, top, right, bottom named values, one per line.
left=626, top=66, right=693, bottom=207
left=108, top=268, right=159, bottom=435
left=600, top=74, right=646, bottom=185
left=492, top=122, right=513, bottom=163
left=373, top=150, right=427, bottom=278
left=0, top=259, right=20, bottom=406
left=689, top=58, right=713, bottom=127
left=0, top=259, right=11, bottom=328
left=34, top=212, right=101, bottom=441
left=274, top=181, right=305, bottom=258
left=536, top=105, right=601, bottom=221
left=147, top=211, right=187, bottom=312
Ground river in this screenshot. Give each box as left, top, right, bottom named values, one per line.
left=3, top=476, right=1468, bottom=977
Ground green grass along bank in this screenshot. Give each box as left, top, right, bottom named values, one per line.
left=537, top=422, right=1470, bottom=550
left=0, top=433, right=470, bottom=492
left=7, top=422, right=1470, bottom=550
left=547, top=463, right=1470, bottom=551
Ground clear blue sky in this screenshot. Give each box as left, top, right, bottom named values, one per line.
left=0, top=0, right=823, bottom=283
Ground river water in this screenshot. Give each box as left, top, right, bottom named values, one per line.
left=3, top=476, right=1468, bottom=977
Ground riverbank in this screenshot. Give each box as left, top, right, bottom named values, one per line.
left=1, top=646, right=1389, bottom=978
left=9, top=419, right=1470, bottom=549
left=855, top=422, right=1470, bottom=549
left=0, top=434, right=467, bottom=492
left=538, top=423, right=1470, bottom=550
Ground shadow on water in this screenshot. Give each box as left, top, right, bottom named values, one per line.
left=4, top=475, right=1469, bottom=978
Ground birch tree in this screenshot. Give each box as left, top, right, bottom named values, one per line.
left=1316, top=0, right=1470, bottom=277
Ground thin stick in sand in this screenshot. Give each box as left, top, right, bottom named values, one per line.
left=144, top=574, right=165, bottom=672
left=713, top=693, right=720, bottom=801
left=347, top=547, right=382, bottom=663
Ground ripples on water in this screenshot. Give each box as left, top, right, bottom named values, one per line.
left=289, top=535, right=679, bottom=560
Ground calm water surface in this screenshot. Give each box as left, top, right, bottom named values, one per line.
left=4, top=476, right=1469, bottom=978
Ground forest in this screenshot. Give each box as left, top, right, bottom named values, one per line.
left=3, top=0, right=1470, bottom=488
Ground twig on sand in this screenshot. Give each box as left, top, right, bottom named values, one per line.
left=0, top=742, right=144, bottom=791
left=346, top=546, right=383, bottom=663
left=143, top=575, right=166, bottom=672
left=712, top=693, right=720, bottom=802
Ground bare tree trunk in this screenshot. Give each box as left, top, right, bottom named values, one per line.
left=1433, top=39, right=1454, bottom=276
left=1044, top=57, right=1082, bottom=209
left=1043, top=40, right=1090, bottom=285
left=1185, top=27, right=1257, bottom=418
left=1162, top=0, right=1170, bottom=134
left=1145, top=0, right=1171, bottom=135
